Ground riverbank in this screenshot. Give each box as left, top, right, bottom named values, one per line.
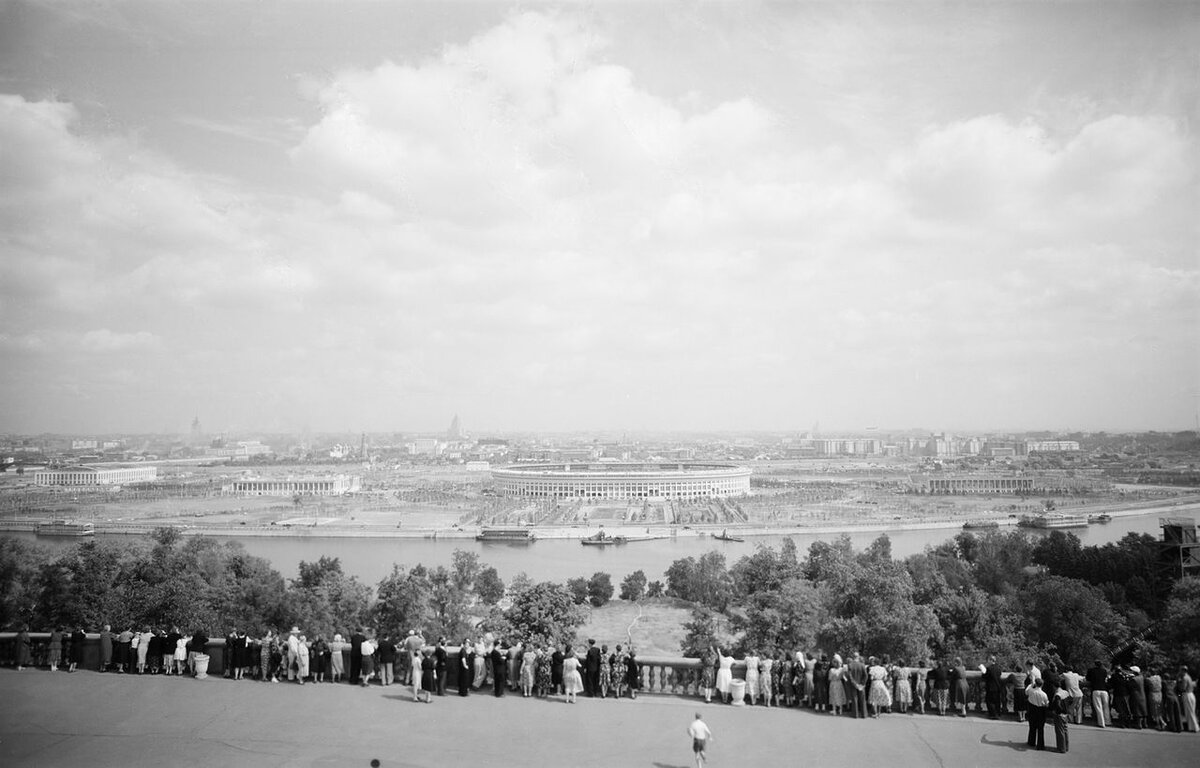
left=3, top=496, right=1198, bottom=541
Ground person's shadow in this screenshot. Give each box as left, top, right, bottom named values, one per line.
left=651, top=763, right=690, bottom=768
left=980, top=734, right=1028, bottom=751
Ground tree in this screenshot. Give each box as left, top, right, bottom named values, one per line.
left=730, top=577, right=824, bottom=656
left=566, top=577, right=589, bottom=605
left=680, top=605, right=722, bottom=657
left=646, top=580, right=664, bottom=598
left=665, top=551, right=732, bottom=611
left=287, top=556, right=371, bottom=639
left=619, top=570, right=647, bottom=601
left=450, top=549, right=481, bottom=593
left=587, top=572, right=614, bottom=607
left=0, top=537, right=47, bottom=628
left=503, top=581, right=584, bottom=647
left=1021, top=575, right=1128, bottom=669
left=1154, top=576, right=1200, bottom=672
left=474, top=566, right=505, bottom=606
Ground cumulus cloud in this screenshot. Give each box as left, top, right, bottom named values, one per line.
left=1, top=9, right=1195, bottom=432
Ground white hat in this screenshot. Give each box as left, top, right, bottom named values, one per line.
left=1130, top=666, right=1140, bottom=674
left=289, top=626, right=300, bottom=634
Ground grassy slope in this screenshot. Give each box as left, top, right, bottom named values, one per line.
left=575, top=597, right=695, bottom=657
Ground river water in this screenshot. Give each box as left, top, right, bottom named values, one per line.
left=9, top=511, right=1189, bottom=586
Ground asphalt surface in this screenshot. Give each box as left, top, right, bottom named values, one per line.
left=0, top=669, right=1195, bottom=767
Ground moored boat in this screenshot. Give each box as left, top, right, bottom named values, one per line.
left=1017, top=514, right=1090, bottom=529
left=36, top=520, right=95, bottom=537
left=581, top=531, right=625, bottom=546
left=475, top=527, right=536, bottom=543
left=962, top=520, right=1000, bottom=530
left=712, top=529, right=745, bottom=542
left=1087, top=513, right=1113, bottom=524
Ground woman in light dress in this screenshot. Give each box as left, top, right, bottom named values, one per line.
left=562, top=645, right=584, bottom=703
left=174, top=633, right=189, bottom=676
left=328, top=633, right=348, bottom=683
left=743, top=651, right=760, bottom=705
left=136, top=627, right=153, bottom=674
left=892, top=660, right=912, bottom=714
left=472, top=637, right=487, bottom=689
left=827, top=655, right=848, bottom=715
left=520, top=644, right=538, bottom=697
left=715, top=647, right=735, bottom=704
left=760, top=655, right=774, bottom=707
left=868, top=656, right=893, bottom=718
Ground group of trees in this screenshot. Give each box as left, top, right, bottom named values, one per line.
left=668, top=529, right=1200, bottom=674
left=4, top=526, right=1198, bottom=674
left=0, top=529, right=584, bottom=649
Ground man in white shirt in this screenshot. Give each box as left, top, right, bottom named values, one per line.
left=687, top=713, right=713, bottom=768
left=1061, top=667, right=1083, bottom=724
left=1026, top=678, right=1050, bottom=750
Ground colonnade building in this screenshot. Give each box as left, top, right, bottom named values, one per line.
left=491, top=463, right=751, bottom=500
left=33, top=466, right=158, bottom=487
left=924, top=476, right=1034, bottom=494
left=221, top=475, right=361, bottom=496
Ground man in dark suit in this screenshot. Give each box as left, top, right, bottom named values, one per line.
left=847, top=652, right=868, bottom=718
left=349, top=628, right=366, bottom=685
left=985, top=655, right=1004, bottom=719
left=585, top=639, right=602, bottom=697
left=434, top=637, right=448, bottom=695
left=491, top=638, right=507, bottom=696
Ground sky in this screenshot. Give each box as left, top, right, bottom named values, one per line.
left=0, top=1, right=1197, bottom=436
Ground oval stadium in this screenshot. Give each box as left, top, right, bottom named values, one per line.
left=490, top=462, right=751, bottom=500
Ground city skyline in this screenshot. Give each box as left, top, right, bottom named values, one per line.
left=1, top=2, right=1197, bottom=435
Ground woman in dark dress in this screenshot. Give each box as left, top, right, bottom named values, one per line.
left=15, top=625, right=31, bottom=670
left=311, top=636, right=329, bottom=683
left=951, top=657, right=970, bottom=717
left=625, top=650, right=641, bottom=699
left=459, top=638, right=473, bottom=696
left=68, top=628, right=86, bottom=672
left=420, top=648, right=436, bottom=703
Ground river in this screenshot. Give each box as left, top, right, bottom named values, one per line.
left=8, top=510, right=1190, bottom=586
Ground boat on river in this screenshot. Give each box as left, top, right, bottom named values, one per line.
left=962, top=519, right=1000, bottom=530
left=712, top=529, right=745, bottom=542
left=1017, top=514, right=1090, bottom=530
left=1087, top=513, right=1113, bottom=524
left=36, top=520, right=95, bottom=538
left=581, top=531, right=625, bottom=546
left=475, top=527, right=536, bottom=543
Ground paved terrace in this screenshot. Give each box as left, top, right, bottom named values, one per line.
left=0, top=670, right=1195, bottom=768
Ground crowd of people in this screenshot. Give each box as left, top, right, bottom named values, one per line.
left=8, top=623, right=1199, bottom=740
left=695, top=646, right=1199, bottom=739
left=7, top=624, right=645, bottom=704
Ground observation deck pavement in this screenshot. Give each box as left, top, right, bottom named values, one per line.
left=0, top=669, right=1194, bottom=768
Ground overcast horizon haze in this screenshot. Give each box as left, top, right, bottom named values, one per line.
left=1, top=2, right=1197, bottom=436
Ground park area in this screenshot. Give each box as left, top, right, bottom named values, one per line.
left=0, top=667, right=1195, bottom=767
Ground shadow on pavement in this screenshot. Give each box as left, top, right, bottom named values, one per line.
left=979, top=734, right=1030, bottom=752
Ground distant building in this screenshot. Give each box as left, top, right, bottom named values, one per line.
left=71, top=440, right=98, bottom=450
left=492, top=462, right=751, bottom=500
left=34, top=466, right=158, bottom=487
left=464, top=461, right=490, bottom=472
left=924, top=475, right=1033, bottom=494
left=204, top=441, right=272, bottom=460
left=1026, top=440, right=1081, bottom=453
left=221, top=475, right=360, bottom=496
